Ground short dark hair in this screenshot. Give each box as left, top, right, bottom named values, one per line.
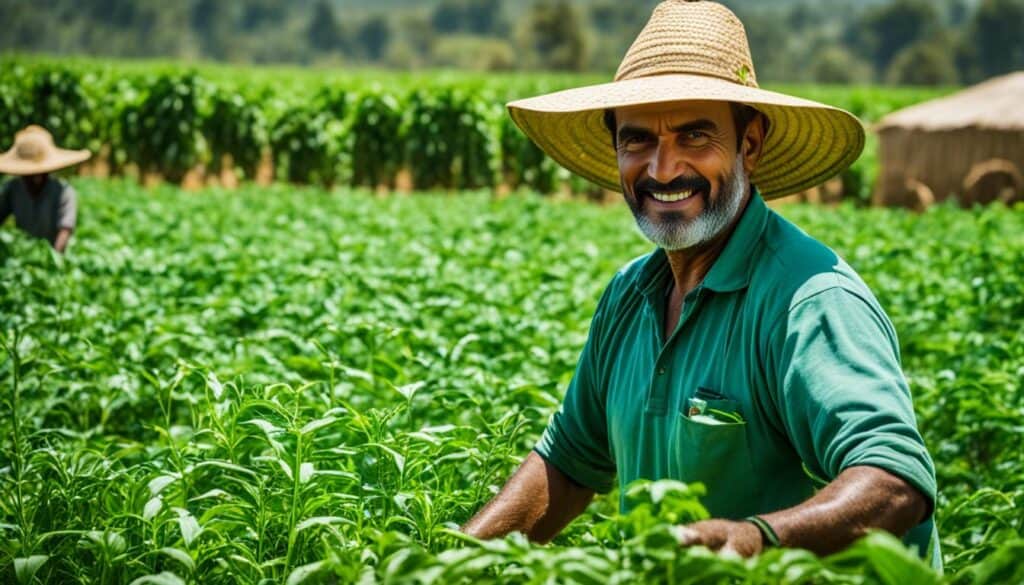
left=603, top=103, right=763, bottom=151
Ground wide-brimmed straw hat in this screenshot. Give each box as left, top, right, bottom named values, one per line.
left=0, top=125, right=91, bottom=176
left=507, top=0, right=865, bottom=199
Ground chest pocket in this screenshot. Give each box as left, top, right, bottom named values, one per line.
left=672, top=387, right=761, bottom=519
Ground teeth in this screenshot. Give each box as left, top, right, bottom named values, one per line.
left=651, top=190, right=693, bottom=202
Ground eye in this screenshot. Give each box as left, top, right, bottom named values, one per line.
left=681, top=130, right=711, bottom=146
left=621, top=136, right=652, bottom=152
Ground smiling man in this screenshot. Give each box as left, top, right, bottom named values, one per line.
left=462, top=0, right=940, bottom=568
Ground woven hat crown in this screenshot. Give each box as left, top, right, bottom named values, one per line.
left=615, top=0, right=757, bottom=88
left=14, top=126, right=54, bottom=162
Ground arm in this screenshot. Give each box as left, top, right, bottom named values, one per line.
left=678, top=465, right=928, bottom=556
left=53, top=227, right=73, bottom=253
left=462, top=451, right=595, bottom=543
left=55, top=184, right=77, bottom=253
left=687, top=285, right=936, bottom=557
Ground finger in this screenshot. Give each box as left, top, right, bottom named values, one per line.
left=672, top=525, right=702, bottom=547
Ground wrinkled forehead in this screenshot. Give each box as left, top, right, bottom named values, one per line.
left=613, top=100, right=734, bottom=130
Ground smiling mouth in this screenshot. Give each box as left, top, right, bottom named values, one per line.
left=649, top=190, right=697, bottom=203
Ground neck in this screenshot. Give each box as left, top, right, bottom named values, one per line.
left=665, top=189, right=751, bottom=297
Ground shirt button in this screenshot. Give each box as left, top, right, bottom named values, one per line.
left=657, top=368, right=666, bottom=375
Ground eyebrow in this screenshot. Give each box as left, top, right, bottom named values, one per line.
left=616, top=118, right=719, bottom=143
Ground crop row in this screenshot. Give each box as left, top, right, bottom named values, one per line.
left=2, top=179, right=1023, bottom=583
left=0, top=58, right=952, bottom=199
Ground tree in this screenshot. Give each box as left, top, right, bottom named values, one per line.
left=357, top=15, right=392, bottom=62
left=307, top=0, right=345, bottom=53
left=886, top=41, right=959, bottom=86
left=431, top=0, right=504, bottom=35
left=851, top=0, right=940, bottom=74
left=521, top=0, right=587, bottom=71
left=810, top=47, right=873, bottom=84
left=964, top=0, right=1024, bottom=80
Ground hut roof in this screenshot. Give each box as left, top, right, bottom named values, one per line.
left=876, top=72, right=1024, bottom=132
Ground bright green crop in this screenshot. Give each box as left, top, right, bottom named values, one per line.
left=1, top=179, right=1022, bottom=583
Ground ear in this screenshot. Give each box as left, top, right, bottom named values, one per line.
left=741, top=113, right=767, bottom=174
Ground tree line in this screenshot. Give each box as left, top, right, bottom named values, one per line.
left=2, top=0, right=1022, bottom=85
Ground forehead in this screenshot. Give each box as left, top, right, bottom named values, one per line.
left=613, top=100, right=733, bottom=129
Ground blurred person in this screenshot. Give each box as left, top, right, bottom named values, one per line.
left=0, top=125, right=89, bottom=253
left=463, top=0, right=939, bottom=568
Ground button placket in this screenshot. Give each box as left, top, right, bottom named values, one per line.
left=647, top=287, right=705, bottom=414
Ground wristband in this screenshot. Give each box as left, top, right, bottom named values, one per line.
left=744, top=515, right=781, bottom=548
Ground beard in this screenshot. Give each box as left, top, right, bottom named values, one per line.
left=625, top=155, right=748, bottom=251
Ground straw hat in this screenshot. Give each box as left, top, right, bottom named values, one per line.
left=507, top=0, right=865, bottom=199
left=0, top=125, right=91, bottom=176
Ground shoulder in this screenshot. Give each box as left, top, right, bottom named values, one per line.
left=602, top=250, right=659, bottom=305
left=750, top=209, right=890, bottom=331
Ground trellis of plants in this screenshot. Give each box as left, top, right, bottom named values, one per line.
left=0, top=59, right=954, bottom=198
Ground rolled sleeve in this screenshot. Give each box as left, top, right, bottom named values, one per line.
left=58, top=184, right=78, bottom=230
left=534, top=290, right=617, bottom=493
left=767, top=285, right=937, bottom=510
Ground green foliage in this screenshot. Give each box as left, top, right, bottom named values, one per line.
left=886, top=41, right=960, bottom=86
left=119, top=73, right=209, bottom=183
left=346, top=91, right=405, bottom=189
left=203, top=88, right=269, bottom=180
left=404, top=88, right=501, bottom=190
left=963, top=0, right=1024, bottom=82
left=2, top=180, right=1024, bottom=583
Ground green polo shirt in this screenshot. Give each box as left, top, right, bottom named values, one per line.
left=535, top=193, right=940, bottom=567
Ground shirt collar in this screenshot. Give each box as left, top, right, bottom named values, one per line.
left=634, top=189, right=770, bottom=295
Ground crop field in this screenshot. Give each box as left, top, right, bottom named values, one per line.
left=1, top=178, right=1023, bottom=584
left=0, top=57, right=953, bottom=202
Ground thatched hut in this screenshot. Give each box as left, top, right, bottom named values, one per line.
left=874, top=72, right=1024, bottom=209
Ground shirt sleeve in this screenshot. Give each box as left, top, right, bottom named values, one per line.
left=58, top=184, right=77, bottom=230
left=765, top=285, right=937, bottom=512
left=533, top=285, right=617, bottom=493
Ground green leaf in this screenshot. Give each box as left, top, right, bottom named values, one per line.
left=14, top=555, right=48, bottom=585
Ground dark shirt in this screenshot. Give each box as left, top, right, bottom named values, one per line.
left=0, top=177, right=77, bottom=244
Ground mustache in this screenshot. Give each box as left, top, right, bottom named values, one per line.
left=634, top=174, right=711, bottom=196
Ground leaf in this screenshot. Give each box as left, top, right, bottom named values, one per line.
left=14, top=555, right=48, bottom=585
left=207, top=372, right=224, bottom=400
left=300, top=416, right=337, bottom=436
left=295, top=516, right=352, bottom=533
left=148, top=474, right=178, bottom=496
left=299, top=462, right=314, bottom=484
left=157, top=548, right=195, bottom=573
left=277, top=458, right=294, bottom=480
left=286, top=560, right=327, bottom=585
left=129, top=572, right=186, bottom=585
left=143, top=496, right=163, bottom=521
left=174, top=508, right=202, bottom=548
left=394, top=381, right=425, bottom=400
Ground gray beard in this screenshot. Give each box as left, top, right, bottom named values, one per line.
left=629, top=155, right=748, bottom=251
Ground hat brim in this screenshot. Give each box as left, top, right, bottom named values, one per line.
left=0, top=148, right=91, bottom=176
left=507, top=74, right=865, bottom=199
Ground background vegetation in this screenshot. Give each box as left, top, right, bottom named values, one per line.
left=1, top=180, right=1023, bottom=583
left=2, top=0, right=1023, bottom=85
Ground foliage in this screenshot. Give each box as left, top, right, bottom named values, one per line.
left=403, top=88, right=501, bottom=190
left=1, top=179, right=1024, bottom=583
left=118, top=73, right=209, bottom=183
left=0, top=57, right=958, bottom=196
left=886, top=41, right=960, bottom=87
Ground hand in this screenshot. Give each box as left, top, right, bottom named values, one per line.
left=674, top=519, right=764, bottom=557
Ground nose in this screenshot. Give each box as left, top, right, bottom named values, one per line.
left=647, top=139, right=686, bottom=185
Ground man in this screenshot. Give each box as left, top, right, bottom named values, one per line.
left=0, top=125, right=90, bottom=253
left=463, top=0, right=940, bottom=569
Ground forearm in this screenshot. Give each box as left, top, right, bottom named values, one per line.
left=462, top=451, right=594, bottom=543
left=53, top=228, right=72, bottom=253
left=760, top=465, right=929, bottom=555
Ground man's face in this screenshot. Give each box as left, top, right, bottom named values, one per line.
left=614, top=100, right=754, bottom=251
left=23, top=173, right=48, bottom=193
